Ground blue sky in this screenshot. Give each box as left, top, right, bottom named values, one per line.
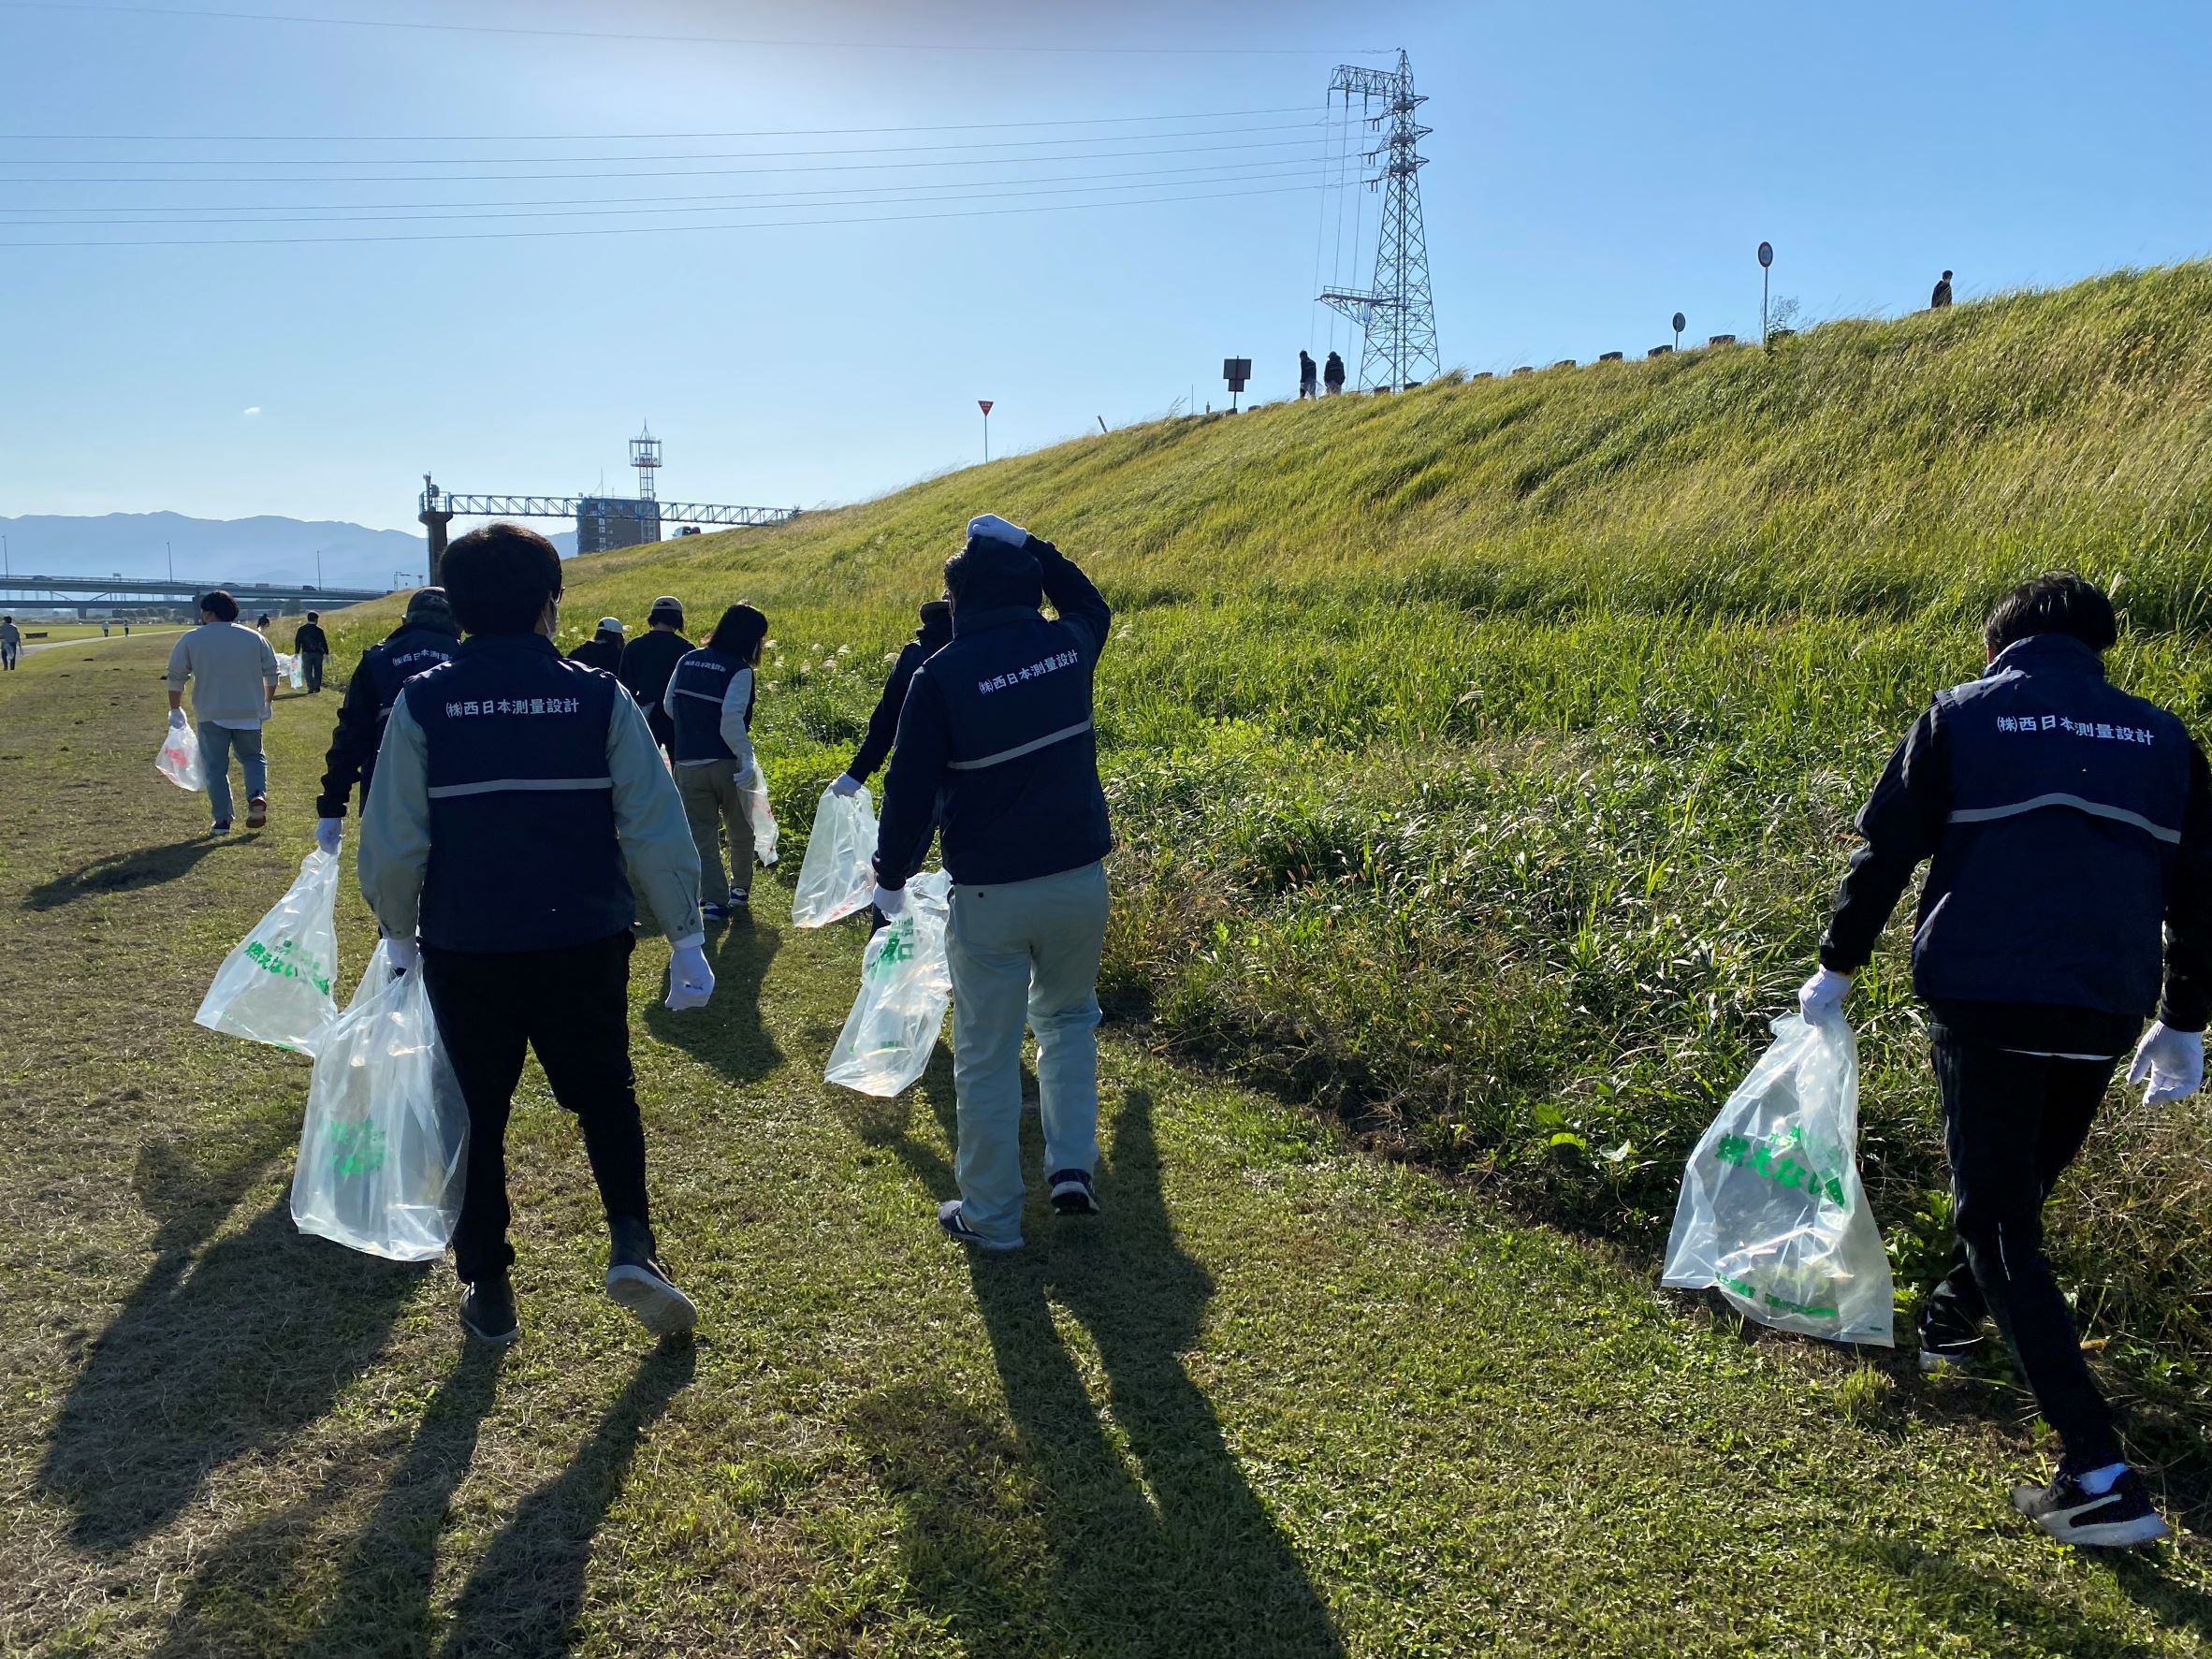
left=0, top=0, right=2206, bottom=542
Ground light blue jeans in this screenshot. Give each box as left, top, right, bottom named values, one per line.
left=196, top=721, right=267, bottom=826
left=945, top=860, right=1110, bottom=1246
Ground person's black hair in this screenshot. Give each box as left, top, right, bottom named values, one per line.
left=706, top=602, right=768, bottom=661
left=1942, top=269, right=1954, bottom=280
left=199, top=589, right=240, bottom=623
left=441, top=521, right=564, bottom=637
left=305, top=610, right=319, bottom=622
left=648, top=595, right=685, bottom=628
left=1985, top=571, right=2117, bottom=656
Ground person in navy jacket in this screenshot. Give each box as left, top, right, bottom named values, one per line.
left=313, top=587, right=460, bottom=856
left=872, top=514, right=1113, bottom=1248
left=359, top=523, right=713, bottom=1347
left=663, top=602, right=768, bottom=922
left=1800, top=572, right=2212, bottom=1547
left=832, top=598, right=953, bottom=797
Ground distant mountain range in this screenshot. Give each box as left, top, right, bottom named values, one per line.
left=0, top=512, right=577, bottom=593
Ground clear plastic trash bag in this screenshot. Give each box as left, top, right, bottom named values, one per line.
left=275, top=651, right=304, bottom=691
left=741, top=769, right=779, bottom=867
left=291, top=941, right=469, bottom=1261
left=194, top=849, right=343, bottom=1056
left=791, top=784, right=877, bottom=928
left=1661, top=1012, right=1894, bottom=1346
left=824, top=869, right=953, bottom=1098
left=156, top=721, right=205, bottom=792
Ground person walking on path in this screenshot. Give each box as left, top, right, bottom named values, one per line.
left=1323, top=350, right=1346, bottom=395
left=1298, top=350, right=1319, bottom=400
left=1798, top=572, right=2211, bottom=1547
left=358, top=523, right=711, bottom=1347
left=569, top=616, right=626, bottom=673
left=1931, top=269, right=1954, bottom=309
left=618, top=596, right=693, bottom=760
left=663, top=603, right=768, bottom=924
left=165, top=589, right=279, bottom=834
left=0, top=616, right=19, bottom=671
left=313, top=588, right=460, bottom=856
left=871, top=513, right=1113, bottom=1250
left=293, top=611, right=331, bottom=693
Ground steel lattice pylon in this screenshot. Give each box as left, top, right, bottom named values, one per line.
left=1317, top=50, right=1438, bottom=392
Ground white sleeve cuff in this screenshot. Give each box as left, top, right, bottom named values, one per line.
left=669, top=933, right=706, bottom=952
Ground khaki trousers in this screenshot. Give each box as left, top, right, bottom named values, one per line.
left=676, top=762, right=755, bottom=908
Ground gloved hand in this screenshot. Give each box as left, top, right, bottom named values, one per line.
left=386, top=938, right=421, bottom=976
left=1797, top=967, right=1853, bottom=1024
left=315, top=818, right=343, bottom=856
left=666, top=938, right=715, bottom=1011
left=2128, top=1022, right=2204, bottom=1105
left=873, top=883, right=907, bottom=921
left=829, top=773, right=864, bottom=799
left=733, top=759, right=755, bottom=791
left=968, top=513, right=1030, bottom=547
left=167, top=708, right=188, bottom=729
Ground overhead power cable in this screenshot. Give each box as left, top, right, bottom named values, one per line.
left=0, top=104, right=1320, bottom=143
left=0, top=2, right=1386, bottom=56
left=0, top=180, right=1321, bottom=248
left=0, top=136, right=1325, bottom=186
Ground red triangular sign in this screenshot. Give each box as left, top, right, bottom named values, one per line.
left=978, top=400, right=994, bottom=415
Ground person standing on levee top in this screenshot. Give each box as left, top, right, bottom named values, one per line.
left=1799, top=572, right=2212, bottom=1548
left=871, top=514, right=1113, bottom=1249
left=293, top=611, right=330, bottom=693
left=313, top=587, right=460, bottom=857
left=1323, top=350, right=1346, bottom=394
left=165, top=589, right=280, bottom=835
left=1298, top=349, right=1319, bottom=400
left=618, top=596, right=693, bottom=760
left=663, top=602, right=768, bottom=924
left=358, top=522, right=714, bottom=1347
left=1931, top=269, right=1954, bottom=309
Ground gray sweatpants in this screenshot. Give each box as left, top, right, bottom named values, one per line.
left=945, top=860, right=1109, bottom=1246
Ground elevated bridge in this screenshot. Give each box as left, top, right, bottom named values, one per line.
left=0, top=573, right=387, bottom=617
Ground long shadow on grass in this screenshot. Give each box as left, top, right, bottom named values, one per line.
left=856, top=1084, right=1346, bottom=1656
left=38, top=1151, right=424, bottom=1550
left=641, top=918, right=783, bottom=1084
left=435, top=1339, right=696, bottom=1658
left=22, top=837, right=231, bottom=910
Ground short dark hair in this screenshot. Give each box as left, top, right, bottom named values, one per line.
left=706, top=602, right=768, bottom=661
left=442, top=522, right=563, bottom=636
left=1985, top=572, right=2117, bottom=656
left=199, top=589, right=240, bottom=622
left=305, top=611, right=319, bottom=622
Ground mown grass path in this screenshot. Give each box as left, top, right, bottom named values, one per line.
left=2, top=639, right=2207, bottom=1657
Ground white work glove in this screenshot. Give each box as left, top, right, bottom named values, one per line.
left=167, top=708, right=188, bottom=729
left=873, top=883, right=907, bottom=921
left=2128, top=1022, right=2204, bottom=1105
left=1797, top=967, right=1853, bottom=1025
left=829, top=773, right=864, bottom=799
left=733, top=759, right=755, bottom=791
left=386, top=938, right=421, bottom=976
left=968, top=513, right=1030, bottom=546
left=315, top=818, right=343, bottom=856
left=666, top=938, right=715, bottom=1011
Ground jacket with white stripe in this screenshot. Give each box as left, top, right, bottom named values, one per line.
left=1821, top=632, right=2212, bottom=1026
left=662, top=646, right=756, bottom=774
left=874, top=532, right=1111, bottom=889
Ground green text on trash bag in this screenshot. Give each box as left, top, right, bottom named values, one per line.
left=242, top=935, right=334, bottom=997
left=327, top=1119, right=388, bottom=1177
left=1717, top=1273, right=1840, bottom=1321
left=1710, top=1124, right=1849, bottom=1210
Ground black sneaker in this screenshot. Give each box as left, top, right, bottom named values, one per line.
left=2012, top=1465, right=2173, bottom=1548
left=1917, top=1302, right=1987, bottom=1375
left=938, top=1200, right=1022, bottom=1252
left=605, top=1222, right=697, bottom=1337
left=1049, top=1170, right=1100, bottom=1216
left=458, top=1276, right=521, bottom=1346
left=210, top=821, right=231, bottom=836
left=701, top=903, right=731, bottom=924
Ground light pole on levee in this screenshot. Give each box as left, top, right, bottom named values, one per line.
left=979, top=399, right=994, bottom=463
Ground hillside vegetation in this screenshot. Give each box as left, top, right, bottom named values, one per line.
left=346, top=261, right=2212, bottom=1417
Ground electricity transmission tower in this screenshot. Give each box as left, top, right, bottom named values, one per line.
left=1317, top=50, right=1439, bottom=392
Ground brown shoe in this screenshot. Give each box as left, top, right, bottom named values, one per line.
left=245, top=795, right=269, bottom=829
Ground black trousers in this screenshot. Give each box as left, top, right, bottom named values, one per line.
left=302, top=650, right=326, bottom=692
left=1927, top=1025, right=2120, bottom=1467
left=421, top=931, right=653, bottom=1286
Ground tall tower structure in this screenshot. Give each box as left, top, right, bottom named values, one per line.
left=630, top=424, right=662, bottom=501
left=1317, top=51, right=1439, bottom=393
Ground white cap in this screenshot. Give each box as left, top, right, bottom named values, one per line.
left=598, top=617, right=624, bottom=633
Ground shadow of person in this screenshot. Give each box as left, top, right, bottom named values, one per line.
left=640, top=919, right=782, bottom=1084
left=436, top=1340, right=697, bottom=1659
left=859, top=1085, right=1346, bottom=1656
left=23, top=837, right=229, bottom=911
left=39, top=1158, right=426, bottom=1551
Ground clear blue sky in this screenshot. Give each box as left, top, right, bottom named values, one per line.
left=1, top=0, right=2206, bottom=535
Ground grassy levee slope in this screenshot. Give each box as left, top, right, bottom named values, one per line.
left=370, top=263, right=2212, bottom=1416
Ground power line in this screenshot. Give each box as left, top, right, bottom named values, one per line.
left=0, top=104, right=1321, bottom=143
left=0, top=156, right=1317, bottom=217
left=0, top=2, right=1385, bottom=56
left=0, top=118, right=1324, bottom=167
left=0, top=179, right=1321, bottom=247
left=0, top=167, right=1328, bottom=226
left=0, top=136, right=1327, bottom=186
